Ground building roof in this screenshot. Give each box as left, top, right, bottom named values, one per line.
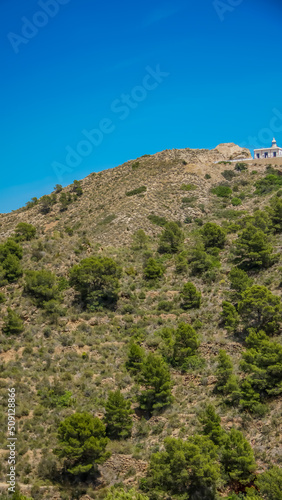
left=254, top=138, right=281, bottom=151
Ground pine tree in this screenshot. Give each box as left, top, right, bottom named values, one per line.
left=221, top=301, right=240, bottom=332
left=234, top=224, right=275, bottom=269
left=201, top=222, right=226, bottom=249
left=199, top=404, right=227, bottom=446
left=2, top=308, right=24, bottom=335
left=221, top=428, right=257, bottom=484
left=172, top=322, right=200, bottom=369
left=54, top=412, right=110, bottom=477
left=238, top=285, right=282, bottom=334
left=139, top=353, right=173, bottom=414
left=158, top=222, right=184, bottom=254
left=180, top=282, right=201, bottom=310
left=125, top=343, right=145, bottom=376
left=214, top=350, right=240, bottom=404
left=104, top=390, right=133, bottom=440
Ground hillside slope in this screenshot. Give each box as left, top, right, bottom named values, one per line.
left=0, top=143, right=282, bottom=500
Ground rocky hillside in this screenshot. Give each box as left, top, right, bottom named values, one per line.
left=0, top=143, right=282, bottom=500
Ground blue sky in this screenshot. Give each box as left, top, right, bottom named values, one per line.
left=1, top=0, right=282, bottom=212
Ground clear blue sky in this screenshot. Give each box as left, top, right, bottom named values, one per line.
left=1, top=0, right=282, bottom=213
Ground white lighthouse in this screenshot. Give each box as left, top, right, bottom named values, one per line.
left=254, top=138, right=282, bottom=159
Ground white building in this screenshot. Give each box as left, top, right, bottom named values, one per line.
left=254, top=138, right=282, bottom=159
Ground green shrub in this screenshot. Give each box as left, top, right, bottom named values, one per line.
left=144, top=258, right=164, bottom=280
left=212, top=185, right=232, bottom=198
left=255, top=466, right=282, bottom=500
left=2, top=308, right=24, bottom=335
left=181, top=196, right=196, bottom=205
left=40, top=194, right=56, bottom=214
left=222, top=170, right=237, bottom=181
left=14, top=222, right=36, bottom=241
left=126, top=186, right=147, bottom=196
left=39, top=384, right=73, bottom=408
left=205, top=173, right=211, bottom=179
left=147, top=214, right=168, bottom=227
left=132, top=229, right=148, bottom=249
left=195, top=217, right=204, bottom=226
left=59, top=192, right=73, bottom=211
left=24, top=269, right=59, bottom=306
left=0, top=238, right=23, bottom=284
left=72, top=179, right=83, bottom=196
left=157, top=300, right=173, bottom=311
left=181, top=183, right=197, bottom=191
left=105, top=489, right=149, bottom=500
left=231, top=197, right=242, bottom=206
left=98, top=214, right=116, bottom=225
left=235, top=162, right=248, bottom=171
left=54, top=184, right=63, bottom=193
left=0, top=254, right=23, bottom=284
left=255, top=173, right=282, bottom=195
left=25, top=197, right=38, bottom=209
left=131, top=162, right=140, bottom=170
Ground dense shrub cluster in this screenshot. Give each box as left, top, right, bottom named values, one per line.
left=0, top=238, right=23, bottom=285
left=69, top=256, right=122, bottom=310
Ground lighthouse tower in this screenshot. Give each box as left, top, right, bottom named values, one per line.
left=272, top=137, right=277, bottom=148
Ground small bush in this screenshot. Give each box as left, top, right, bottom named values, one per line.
left=235, top=162, right=248, bottom=171
left=147, top=214, right=168, bottom=227
left=2, top=308, right=24, bottom=335
left=126, top=186, right=147, bottom=196
left=222, top=170, right=237, bottom=181
left=72, top=180, right=83, bottom=196
left=181, top=183, right=197, bottom=191
left=14, top=222, right=36, bottom=241
left=212, top=185, right=232, bottom=198
left=231, top=197, right=242, bottom=206
left=24, top=269, right=59, bottom=306
left=144, top=258, right=164, bottom=280
left=131, top=161, right=140, bottom=170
